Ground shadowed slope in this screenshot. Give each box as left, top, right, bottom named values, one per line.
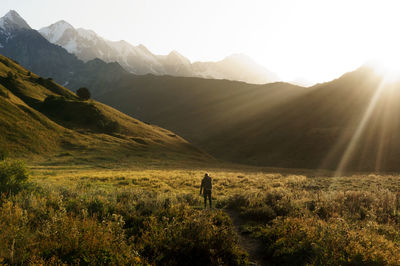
left=98, top=75, right=306, bottom=143
left=98, top=66, right=400, bottom=171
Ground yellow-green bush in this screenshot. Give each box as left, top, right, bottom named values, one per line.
left=0, top=180, right=247, bottom=265
left=0, top=160, right=29, bottom=195
left=136, top=205, right=247, bottom=265
left=253, top=217, right=400, bottom=265
left=0, top=198, right=139, bottom=264
left=5, top=166, right=400, bottom=264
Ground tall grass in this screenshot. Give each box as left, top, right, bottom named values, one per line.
left=2, top=165, right=400, bottom=264
left=0, top=166, right=248, bottom=265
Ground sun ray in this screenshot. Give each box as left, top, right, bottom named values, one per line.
left=374, top=84, right=394, bottom=171
left=334, top=78, right=387, bottom=176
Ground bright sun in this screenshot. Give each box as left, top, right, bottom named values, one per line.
left=371, top=54, right=400, bottom=83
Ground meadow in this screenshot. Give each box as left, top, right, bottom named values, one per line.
left=2, top=161, right=400, bottom=265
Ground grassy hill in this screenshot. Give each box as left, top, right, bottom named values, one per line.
left=0, top=54, right=210, bottom=165
left=97, top=67, right=400, bottom=171
left=98, top=76, right=306, bottom=141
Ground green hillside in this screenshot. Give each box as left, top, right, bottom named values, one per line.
left=0, top=54, right=210, bottom=165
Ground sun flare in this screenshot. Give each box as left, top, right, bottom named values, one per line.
left=371, top=55, right=400, bottom=83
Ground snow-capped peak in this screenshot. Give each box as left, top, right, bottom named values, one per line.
left=0, top=10, right=31, bottom=32
left=39, top=20, right=74, bottom=43
left=76, top=28, right=98, bottom=41
left=38, top=17, right=278, bottom=83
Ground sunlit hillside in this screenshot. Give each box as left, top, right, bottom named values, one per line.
left=0, top=54, right=210, bottom=165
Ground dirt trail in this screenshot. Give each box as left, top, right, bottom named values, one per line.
left=225, top=209, right=269, bottom=266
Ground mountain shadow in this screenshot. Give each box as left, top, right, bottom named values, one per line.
left=97, top=66, right=400, bottom=172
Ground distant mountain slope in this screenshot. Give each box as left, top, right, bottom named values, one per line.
left=0, top=10, right=30, bottom=32
left=96, top=75, right=308, bottom=162
left=192, top=54, right=279, bottom=84
left=0, top=54, right=209, bottom=164
left=97, top=66, right=400, bottom=171
left=100, top=76, right=306, bottom=140
left=0, top=10, right=279, bottom=99
left=0, top=10, right=129, bottom=96
left=202, top=67, right=387, bottom=170
left=39, top=20, right=165, bottom=75
left=39, top=18, right=279, bottom=84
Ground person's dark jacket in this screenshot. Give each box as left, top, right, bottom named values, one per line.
left=200, top=175, right=212, bottom=195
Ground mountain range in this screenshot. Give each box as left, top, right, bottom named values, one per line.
left=0, top=10, right=278, bottom=94
left=1, top=10, right=399, bottom=172
left=38, top=18, right=279, bottom=84
left=0, top=10, right=133, bottom=96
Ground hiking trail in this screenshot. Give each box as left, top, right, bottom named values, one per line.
left=225, top=209, right=269, bottom=266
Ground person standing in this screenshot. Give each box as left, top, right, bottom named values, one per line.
left=200, top=173, right=212, bottom=208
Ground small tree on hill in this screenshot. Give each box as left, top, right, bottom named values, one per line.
left=77, top=87, right=91, bottom=101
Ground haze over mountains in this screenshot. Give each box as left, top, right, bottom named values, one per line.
left=39, top=18, right=279, bottom=84
left=1, top=9, right=400, bottom=172
left=96, top=65, right=400, bottom=172
left=0, top=10, right=278, bottom=91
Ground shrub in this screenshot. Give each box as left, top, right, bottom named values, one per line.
left=227, top=194, right=250, bottom=210
left=97, top=120, right=119, bottom=133
left=42, top=95, right=66, bottom=110
left=6, top=71, right=13, bottom=80
left=0, top=199, right=139, bottom=264
left=315, top=206, right=330, bottom=220
left=37, top=214, right=136, bottom=264
left=254, top=217, right=400, bottom=265
left=87, top=198, right=106, bottom=217
left=0, top=150, right=8, bottom=161
left=242, top=205, right=277, bottom=222
left=77, top=87, right=91, bottom=101
left=136, top=205, right=247, bottom=265
left=0, top=160, right=29, bottom=195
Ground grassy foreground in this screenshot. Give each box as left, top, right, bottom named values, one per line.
left=2, top=163, right=400, bottom=265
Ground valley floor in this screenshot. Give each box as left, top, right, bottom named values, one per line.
left=2, top=162, right=400, bottom=265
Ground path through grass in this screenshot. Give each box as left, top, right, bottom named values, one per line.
left=226, top=209, right=268, bottom=266
left=3, top=163, right=400, bottom=264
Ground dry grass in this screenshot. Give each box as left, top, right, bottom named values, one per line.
left=2, top=161, right=400, bottom=264
left=26, top=165, right=400, bottom=263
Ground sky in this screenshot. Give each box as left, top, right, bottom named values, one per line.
left=1, top=0, right=400, bottom=83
